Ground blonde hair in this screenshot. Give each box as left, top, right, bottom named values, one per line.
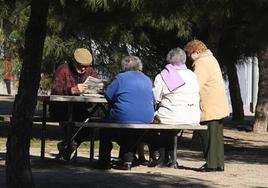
left=184, top=40, right=208, bottom=55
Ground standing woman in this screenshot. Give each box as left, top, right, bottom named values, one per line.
left=184, top=40, right=229, bottom=172
left=2, top=54, right=13, bottom=95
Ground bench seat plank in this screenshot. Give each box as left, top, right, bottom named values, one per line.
left=74, top=122, right=207, bottom=130
left=72, top=121, right=208, bottom=167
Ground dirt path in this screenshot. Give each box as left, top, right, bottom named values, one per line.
left=1, top=127, right=268, bottom=188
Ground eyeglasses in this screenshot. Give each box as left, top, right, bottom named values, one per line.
left=73, top=59, right=87, bottom=70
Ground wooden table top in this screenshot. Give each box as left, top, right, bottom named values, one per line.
left=38, top=94, right=107, bottom=103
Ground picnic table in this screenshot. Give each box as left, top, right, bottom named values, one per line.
left=37, top=94, right=108, bottom=159
left=37, top=94, right=207, bottom=168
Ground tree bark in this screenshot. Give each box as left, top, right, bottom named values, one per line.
left=6, top=1, right=49, bottom=188
left=217, top=27, right=244, bottom=121
left=226, top=63, right=244, bottom=121
left=253, top=48, right=268, bottom=133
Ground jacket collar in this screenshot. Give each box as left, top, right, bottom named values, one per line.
left=192, top=49, right=213, bottom=67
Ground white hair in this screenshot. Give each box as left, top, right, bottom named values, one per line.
left=121, top=56, right=143, bottom=71
left=166, top=47, right=186, bottom=65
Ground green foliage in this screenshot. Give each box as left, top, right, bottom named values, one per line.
left=43, top=1, right=195, bottom=78
left=2, top=0, right=268, bottom=86
left=38, top=73, right=52, bottom=94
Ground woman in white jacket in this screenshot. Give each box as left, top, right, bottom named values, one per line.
left=148, top=47, right=201, bottom=167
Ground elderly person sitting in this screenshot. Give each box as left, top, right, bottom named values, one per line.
left=97, top=56, right=154, bottom=170
left=148, top=47, right=201, bottom=167
left=49, top=48, right=97, bottom=161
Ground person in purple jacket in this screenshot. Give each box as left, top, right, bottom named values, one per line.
left=97, top=56, right=154, bottom=170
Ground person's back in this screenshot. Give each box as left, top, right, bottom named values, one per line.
left=192, top=49, right=229, bottom=121
left=105, top=71, right=154, bottom=123
left=98, top=56, right=154, bottom=170
left=148, top=47, right=200, bottom=168
left=153, top=47, right=200, bottom=125
left=154, top=68, right=200, bottom=124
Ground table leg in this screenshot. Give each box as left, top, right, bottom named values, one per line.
left=88, top=103, right=108, bottom=120
left=41, top=101, right=47, bottom=159
left=66, top=102, right=74, bottom=162
left=90, top=128, right=96, bottom=161
left=99, top=104, right=108, bottom=115
left=172, top=134, right=178, bottom=169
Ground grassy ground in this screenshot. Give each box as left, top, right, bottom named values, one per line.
left=0, top=136, right=116, bottom=156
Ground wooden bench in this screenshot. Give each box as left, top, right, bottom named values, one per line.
left=74, top=121, right=207, bottom=168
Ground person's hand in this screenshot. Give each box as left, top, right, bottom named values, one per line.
left=71, top=84, right=88, bottom=95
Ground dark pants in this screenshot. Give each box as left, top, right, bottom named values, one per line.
left=50, top=102, right=92, bottom=147
left=147, top=130, right=178, bottom=162
left=62, top=122, right=92, bottom=146
left=4, top=79, right=11, bottom=95
left=98, top=128, right=145, bottom=166
left=199, top=120, right=224, bottom=169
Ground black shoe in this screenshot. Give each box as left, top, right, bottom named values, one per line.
left=139, top=160, right=149, bottom=166
left=56, top=141, right=77, bottom=162
left=147, top=159, right=165, bottom=168
left=132, top=157, right=149, bottom=166
left=132, top=157, right=140, bottom=167
left=197, top=165, right=224, bottom=172
left=216, top=167, right=224, bottom=171
left=197, top=167, right=217, bottom=172
left=113, top=162, right=132, bottom=170
left=166, top=161, right=179, bottom=169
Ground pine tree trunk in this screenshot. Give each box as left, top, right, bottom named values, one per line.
left=6, top=1, right=49, bottom=188
left=253, top=48, right=268, bottom=133
left=226, top=63, right=244, bottom=121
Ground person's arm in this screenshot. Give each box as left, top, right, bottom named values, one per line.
left=70, top=84, right=88, bottom=95
left=104, top=77, right=119, bottom=103
left=153, top=74, right=163, bottom=104
left=193, top=60, right=210, bottom=90
left=51, top=66, right=68, bottom=95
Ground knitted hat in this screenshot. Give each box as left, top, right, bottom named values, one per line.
left=73, top=48, right=92, bottom=66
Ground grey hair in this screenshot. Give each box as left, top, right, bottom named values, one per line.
left=121, top=56, right=143, bottom=71
left=166, top=47, right=186, bottom=65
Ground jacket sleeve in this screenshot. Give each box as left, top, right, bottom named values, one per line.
left=153, top=74, right=163, bottom=103
left=104, top=77, right=119, bottom=103
left=51, top=66, right=70, bottom=95
left=193, top=61, right=209, bottom=90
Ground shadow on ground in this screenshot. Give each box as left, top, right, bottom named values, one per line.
left=0, top=156, right=217, bottom=188
left=0, top=121, right=64, bottom=140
